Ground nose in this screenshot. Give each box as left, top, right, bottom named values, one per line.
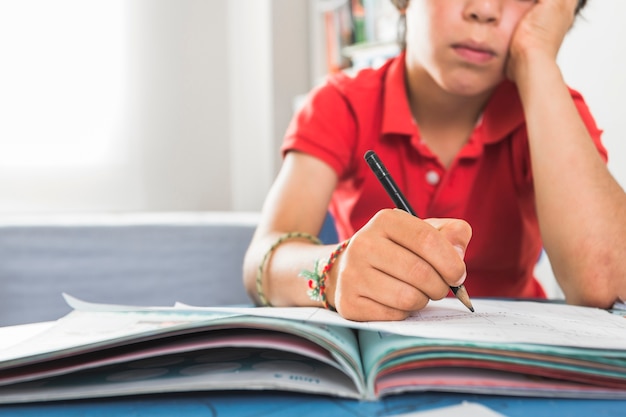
left=464, top=0, right=501, bottom=24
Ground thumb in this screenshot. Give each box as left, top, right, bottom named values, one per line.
left=425, top=218, right=472, bottom=283
left=425, top=218, right=472, bottom=255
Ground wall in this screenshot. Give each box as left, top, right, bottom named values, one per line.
left=0, top=0, right=310, bottom=213
left=559, top=1, right=626, bottom=189
left=229, top=0, right=311, bottom=210
left=127, top=0, right=232, bottom=211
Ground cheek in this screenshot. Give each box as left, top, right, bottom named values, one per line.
left=495, top=14, right=525, bottom=52
left=500, top=5, right=534, bottom=39
left=405, top=16, right=436, bottom=59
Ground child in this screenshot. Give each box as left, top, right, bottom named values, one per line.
left=243, top=0, right=626, bottom=322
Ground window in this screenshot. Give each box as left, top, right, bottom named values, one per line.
left=0, top=0, right=128, bottom=170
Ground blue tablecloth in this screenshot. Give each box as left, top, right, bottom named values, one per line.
left=1, top=391, right=624, bottom=417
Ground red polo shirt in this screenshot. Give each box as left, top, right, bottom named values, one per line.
left=282, top=53, right=606, bottom=299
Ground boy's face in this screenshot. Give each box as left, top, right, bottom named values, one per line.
left=405, top=0, right=535, bottom=96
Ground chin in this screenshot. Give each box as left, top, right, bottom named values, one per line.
left=449, top=84, right=492, bottom=97
left=441, top=74, right=503, bottom=98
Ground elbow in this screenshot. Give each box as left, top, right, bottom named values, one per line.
left=562, top=265, right=621, bottom=310
left=557, top=237, right=626, bottom=310
left=242, top=248, right=262, bottom=306
left=566, top=290, right=616, bottom=310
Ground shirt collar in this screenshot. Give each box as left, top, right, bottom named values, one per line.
left=381, top=52, right=415, bottom=137
left=478, top=80, right=525, bottom=144
left=381, top=52, right=525, bottom=144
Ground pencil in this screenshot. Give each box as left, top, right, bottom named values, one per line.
left=364, top=150, right=475, bottom=313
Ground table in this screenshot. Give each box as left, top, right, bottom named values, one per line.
left=0, top=390, right=624, bottom=417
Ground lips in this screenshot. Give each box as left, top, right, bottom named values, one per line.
left=452, top=42, right=496, bottom=64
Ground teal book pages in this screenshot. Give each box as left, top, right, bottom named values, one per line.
left=356, top=299, right=626, bottom=399
left=359, top=331, right=626, bottom=399
left=0, top=295, right=625, bottom=404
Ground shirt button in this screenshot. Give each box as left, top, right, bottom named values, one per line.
left=425, top=170, right=440, bottom=185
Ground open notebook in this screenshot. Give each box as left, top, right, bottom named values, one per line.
left=0, top=295, right=625, bottom=404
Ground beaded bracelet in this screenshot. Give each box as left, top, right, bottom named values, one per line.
left=299, top=239, right=350, bottom=310
left=256, top=232, right=322, bottom=307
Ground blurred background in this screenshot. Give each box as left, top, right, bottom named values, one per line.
left=0, top=0, right=623, bottom=215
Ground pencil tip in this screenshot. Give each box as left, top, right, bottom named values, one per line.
left=452, top=285, right=474, bottom=313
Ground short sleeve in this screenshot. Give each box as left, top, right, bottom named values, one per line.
left=281, top=78, right=357, bottom=178
left=571, top=88, right=607, bottom=162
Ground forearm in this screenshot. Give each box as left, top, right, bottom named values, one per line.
left=242, top=152, right=340, bottom=307
left=516, top=56, right=626, bottom=307
left=243, top=232, right=338, bottom=307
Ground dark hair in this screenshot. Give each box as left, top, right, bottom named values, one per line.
left=390, top=0, right=408, bottom=49
left=390, top=0, right=408, bottom=11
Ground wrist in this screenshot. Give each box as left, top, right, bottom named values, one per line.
left=510, top=51, right=563, bottom=99
left=257, top=232, right=323, bottom=307
left=299, top=239, right=350, bottom=310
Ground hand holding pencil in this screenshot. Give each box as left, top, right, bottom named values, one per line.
left=363, top=150, right=474, bottom=313
left=324, top=151, right=473, bottom=321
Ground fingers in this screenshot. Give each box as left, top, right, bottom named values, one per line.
left=383, top=210, right=471, bottom=287
left=507, top=0, right=579, bottom=81
left=346, top=234, right=449, bottom=307
left=334, top=260, right=429, bottom=322
left=424, top=217, right=472, bottom=285
left=331, top=209, right=472, bottom=322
